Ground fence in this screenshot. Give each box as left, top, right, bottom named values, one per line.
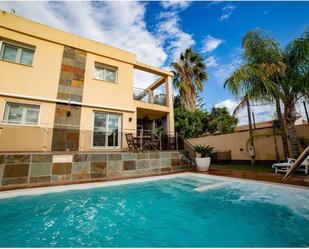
left=211, top=150, right=232, bottom=163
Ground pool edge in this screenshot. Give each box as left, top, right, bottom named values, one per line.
left=0, top=171, right=308, bottom=199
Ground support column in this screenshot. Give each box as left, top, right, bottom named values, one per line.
left=166, top=76, right=175, bottom=134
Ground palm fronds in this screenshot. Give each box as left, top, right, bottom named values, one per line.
left=171, top=47, right=208, bottom=111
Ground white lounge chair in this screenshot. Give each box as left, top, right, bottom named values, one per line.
left=272, top=156, right=309, bottom=174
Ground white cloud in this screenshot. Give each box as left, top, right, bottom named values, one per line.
left=156, top=10, right=195, bottom=63
left=213, top=56, right=242, bottom=81
left=295, top=98, right=309, bottom=123
left=216, top=97, right=309, bottom=125
left=160, top=1, right=190, bottom=10
left=205, top=56, right=218, bottom=68
left=215, top=99, right=238, bottom=113
left=201, top=35, right=223, bottom=53
left=223, top=5, right=237, bottom=11
left=215, top=99, right=276, bottom=125
left=219, top=4, right=236, bottom=21
left=134, top=70, right=161, bottom=91
left=207, top=1, right=224, bottom=7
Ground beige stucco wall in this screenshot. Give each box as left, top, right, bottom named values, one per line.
left=0, top=27, right=63, bottom=99
left=0, top=96, right=55, bottom=151
left=83, top=53, right=134, bottom=110
left=0, top=11, right=175, bottom=152
left=0, top=99, right=136, bottom=152
left=188, top=124, right=309, bottom=161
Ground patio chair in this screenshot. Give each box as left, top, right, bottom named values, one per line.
left=272, top=156, right=309, bottom=174
left=125, top=133, right=140, bottom=152
left=143, top=133, right=160, bottom=151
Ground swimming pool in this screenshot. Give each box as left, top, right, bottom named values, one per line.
left=0, top=173, right=308, bottom=247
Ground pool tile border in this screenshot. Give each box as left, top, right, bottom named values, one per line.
left=0, top=172, right=307, bottom=200
left=0, top=151, right=191, bottom=188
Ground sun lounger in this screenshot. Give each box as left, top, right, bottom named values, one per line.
left=272, top=156, right=309, bottom=174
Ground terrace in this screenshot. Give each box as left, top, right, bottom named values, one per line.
left=133, top=87, right=167, bottom=106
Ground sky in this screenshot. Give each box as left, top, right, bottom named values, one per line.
left=1, top=1, right=309, bottom=124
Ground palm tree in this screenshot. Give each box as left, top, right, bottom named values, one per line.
left=227, top=92, right=256, bottom=165
left=242, top=30, right=290, bottom=159
left=225, top=29, right=309, bottom=159
left=278, top=30, right=309, bottom=157
left=171, top=47, right=208, bottom=111
left=196, top=92, right=206, bottom=110
left=224, top=29, right=290, bottom=161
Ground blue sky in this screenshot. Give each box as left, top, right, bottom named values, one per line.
left=1, top=1, right=309, bottom=124
left=173, top=1, right=309, bottom=110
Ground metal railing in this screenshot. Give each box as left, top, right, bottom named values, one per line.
left=133, top=87, right=167, bottom=106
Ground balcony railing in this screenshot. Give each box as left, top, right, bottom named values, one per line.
left=133, top=87, right=167, bottom=106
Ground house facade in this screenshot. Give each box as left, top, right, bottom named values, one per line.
left=0, top=11, right=174, bottom=152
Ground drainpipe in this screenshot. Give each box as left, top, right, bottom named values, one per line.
left=252, top=111, right=256, bottom=129
left=80, top=130, right=85, bottom=151
left=246, top=97, right=255, bottom=165
left=303, top=101, right=309, bottom=122
left=42, top=127, right=48, bottom=152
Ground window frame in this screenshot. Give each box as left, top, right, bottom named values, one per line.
left=91, top=111, right=122, bottom=149
left=0, top=40, right=35, bottom=66
left=1, top=100, right=41, bottom=127
left=94, top=63, right=118, bottom=84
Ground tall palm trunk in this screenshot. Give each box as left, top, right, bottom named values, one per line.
left=272, top=126, right=280, bottom=161
left=274, top=97, right=289, bottom=159
left=287, top=121, right=299, bottom=158
left=189, top=91, right=197, bottom=111
left=180, top=89, right=196, bottom=112
left=246, top=97, right=255, bottom=165
left=284, top=101, right=299, bottom=158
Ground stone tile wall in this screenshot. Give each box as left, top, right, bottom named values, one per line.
left=56, top=47, right=87, bottom=102
left=0, top=151, right=191, bottom=189
left=51, top=46, right=87, bottom=151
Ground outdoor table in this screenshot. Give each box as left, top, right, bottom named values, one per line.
left=134, top=136, right=152, bottom=151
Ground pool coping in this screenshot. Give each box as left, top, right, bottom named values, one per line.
left=0, top=172, right=308, bottom=199
left=208, top=167, right=309, bottom=187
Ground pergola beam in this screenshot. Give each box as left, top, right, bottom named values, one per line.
left=145, top=77, right=166, bottom=91
left=134, top=62, right=173, bottom=77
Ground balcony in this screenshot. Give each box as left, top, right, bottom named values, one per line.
left=133, top=87, right=167, bottom=106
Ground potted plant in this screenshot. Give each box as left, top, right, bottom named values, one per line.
left=194, top=145, right=215, bottom=172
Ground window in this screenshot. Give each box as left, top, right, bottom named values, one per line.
left=93, top=112, right=121, bottom=148
left=0, top=42, right=34, bottom=65
left=3, top=102, right=40, bottom=125
left=94, top=63, right=117, bottom=83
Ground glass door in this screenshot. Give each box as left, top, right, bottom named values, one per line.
left=93, top=112, right=121, bottom=148
left=107, top=114, right=120, bottom=147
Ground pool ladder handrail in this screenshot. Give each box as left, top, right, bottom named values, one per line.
left=282, top=146, right=309, bottom=182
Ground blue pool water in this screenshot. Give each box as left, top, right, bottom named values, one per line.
left=0, top=175, right=308, bottom=247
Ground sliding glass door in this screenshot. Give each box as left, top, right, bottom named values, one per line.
left=93, top=112, right=121, bottom=148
